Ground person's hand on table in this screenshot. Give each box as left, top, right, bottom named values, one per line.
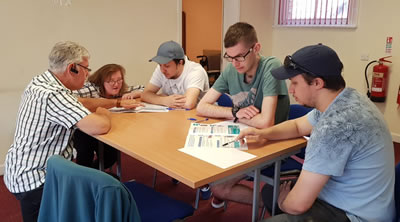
left=236, top=105, right=259, bottom=119
left=164, top=94, right=186, bottom=108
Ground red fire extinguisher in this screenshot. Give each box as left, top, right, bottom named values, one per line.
left=397, top=86, right=400, bottom=108
left=364, top=56, right=392, bottom=102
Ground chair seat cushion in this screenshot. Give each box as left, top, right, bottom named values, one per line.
left=124, top=181, right=194, bottom=222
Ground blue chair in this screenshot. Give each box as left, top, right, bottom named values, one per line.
left=39, top=155, right=194, bottom=222
left=395, top=162, right=400, bottom=222
left=261, top=104, right=313, bottom=177
left=217, top=93, right=233, bottom=107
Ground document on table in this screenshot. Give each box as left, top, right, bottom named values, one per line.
left=184, top=123, right=248, bottom=150
left=178, top=121, right=256, bottom=169
left=178, top=147, right=256, bottom=169
left=109, top=102, right=169, bottom=113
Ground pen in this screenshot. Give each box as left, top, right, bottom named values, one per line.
left=222, top=140, right=237, bottom=147
left=195, top=118, right=208, bottom=123
left=187, top=118, right=197, bottom=121
left=168, top=108, right=190, bottom=111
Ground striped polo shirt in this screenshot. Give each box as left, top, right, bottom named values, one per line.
left=4, top=70, right=91, bottom=193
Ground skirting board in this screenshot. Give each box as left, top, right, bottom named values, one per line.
left=392, top=133, right=400, bottom=143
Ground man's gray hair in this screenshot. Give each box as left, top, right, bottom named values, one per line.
left=48, top=41, right=90, bottom=73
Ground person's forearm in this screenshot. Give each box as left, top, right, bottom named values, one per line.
left=78, top=98, right=117, bottom=112
left=259, top=119, right=302, bottom=140
left=239, top=114, right=274, bottom=129
left=141, top=91, right=166, bottom=106
left=196, top=102, right=233, bottom=119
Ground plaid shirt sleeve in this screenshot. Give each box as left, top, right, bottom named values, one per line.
left=72, top=82, right=101, bottom=98
left=127, top=85, right=145, bottom=92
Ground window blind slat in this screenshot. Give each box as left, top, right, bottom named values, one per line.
left=278, top=0, right=356, bottom=27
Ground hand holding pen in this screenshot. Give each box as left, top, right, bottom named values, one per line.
left=235, top=127, right=262, bottom=145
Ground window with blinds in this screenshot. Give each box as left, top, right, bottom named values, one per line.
left=276, top=0, right=359, bottom=27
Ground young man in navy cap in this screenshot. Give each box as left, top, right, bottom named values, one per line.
left=237, top=44, right=395, bottom=221
left=142, top=40, right=209, bottom=109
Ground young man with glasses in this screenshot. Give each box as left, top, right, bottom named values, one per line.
left=237, top=44, right=395, bottom=222
left=197, top=22, right=290, bottom=208
left=3, top=41, right=113, bottom=222
left=142, top=40, right=209, bottom=109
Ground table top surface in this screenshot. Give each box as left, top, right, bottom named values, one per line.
left=95, top=109, right=307, bottom=188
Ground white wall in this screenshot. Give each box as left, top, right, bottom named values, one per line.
left=240, top=0, right=400, bottom=142
left=0, top=0, right=180, bottom=172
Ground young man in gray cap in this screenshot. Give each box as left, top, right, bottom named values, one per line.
left=237, top=44, right=395, bottom=221
left=142, top=40, right=209, bottom=109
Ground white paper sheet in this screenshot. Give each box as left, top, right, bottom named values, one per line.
left=178, top=147, right=256, bottom=169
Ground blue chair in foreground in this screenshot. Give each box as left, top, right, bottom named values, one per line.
left=38, top=155, right=194, bottom=222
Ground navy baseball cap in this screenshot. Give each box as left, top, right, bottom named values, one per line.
left=149, top=40, right=185, bottom=64
left=271, top=44, right=343, bottom=80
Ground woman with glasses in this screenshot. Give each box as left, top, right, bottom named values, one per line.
left=73, top=63, right=144, bottom=171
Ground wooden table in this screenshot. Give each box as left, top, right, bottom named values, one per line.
left=95, top=109, right=307, bottom=221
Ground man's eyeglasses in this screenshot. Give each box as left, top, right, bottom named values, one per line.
left=106, top=79, right=123, bottom=85
left=223, top=45, right=254, bottom=62
left=284, top=56, right=318, bottom=77
left=76, top=63, right=92, bottom=72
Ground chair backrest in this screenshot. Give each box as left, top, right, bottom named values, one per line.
left=217, top=93, right=233, bottom=107
left=288, top=104, right=313, bottom=120
left=38, top=155, right=141, bottom=222
left=395, top=162, right=400, bottom=221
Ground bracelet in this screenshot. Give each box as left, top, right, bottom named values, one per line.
left=116, top=98, right=121, bottom=107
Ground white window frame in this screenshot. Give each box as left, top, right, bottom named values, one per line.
left=274, top=0, right=359, bottom=28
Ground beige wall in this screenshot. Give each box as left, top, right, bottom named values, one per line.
left=240, top=0, right=400, bottom=142
left=240, top=0, right=274, bottom=57
left=0, top=0, right=180, bottom=172
left=182, top=0, right=222, bottom=63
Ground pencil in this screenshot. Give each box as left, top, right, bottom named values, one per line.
left=222, top=140, right=236, bottom=147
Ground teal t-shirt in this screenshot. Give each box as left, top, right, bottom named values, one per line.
left=212, top=56, right=289, bottom=124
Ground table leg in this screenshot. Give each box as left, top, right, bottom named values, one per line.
left=152, top=169, right=157, bottom=188
left=195, top=188, right=200, bottom=209
left=252, top=168, right=260, bottom=222
left=116, top=150, right=121, bottom=180
left=272, top=160, right=281, bottom=216
left=98, top=141, right=104, bottom=171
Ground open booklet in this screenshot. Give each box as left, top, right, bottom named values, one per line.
left=183, top=123, right=248, bottom=150
left=109, top=102, right=169, bottom=113
left=179, top=121, right=254, bottom=169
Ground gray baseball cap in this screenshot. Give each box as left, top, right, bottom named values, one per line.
left=149, top=41, right=185, bottom=64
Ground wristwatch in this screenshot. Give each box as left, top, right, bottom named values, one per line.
left=232, top=106, right=240, bottom=123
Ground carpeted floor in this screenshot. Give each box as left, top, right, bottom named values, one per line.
left=1, top=142, right=400, bottom=222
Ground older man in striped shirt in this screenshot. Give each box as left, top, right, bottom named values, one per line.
left=4, top=41, right=112, bottom=222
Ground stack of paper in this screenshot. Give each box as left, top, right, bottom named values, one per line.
left=109, top=102, right=169, bottom=113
